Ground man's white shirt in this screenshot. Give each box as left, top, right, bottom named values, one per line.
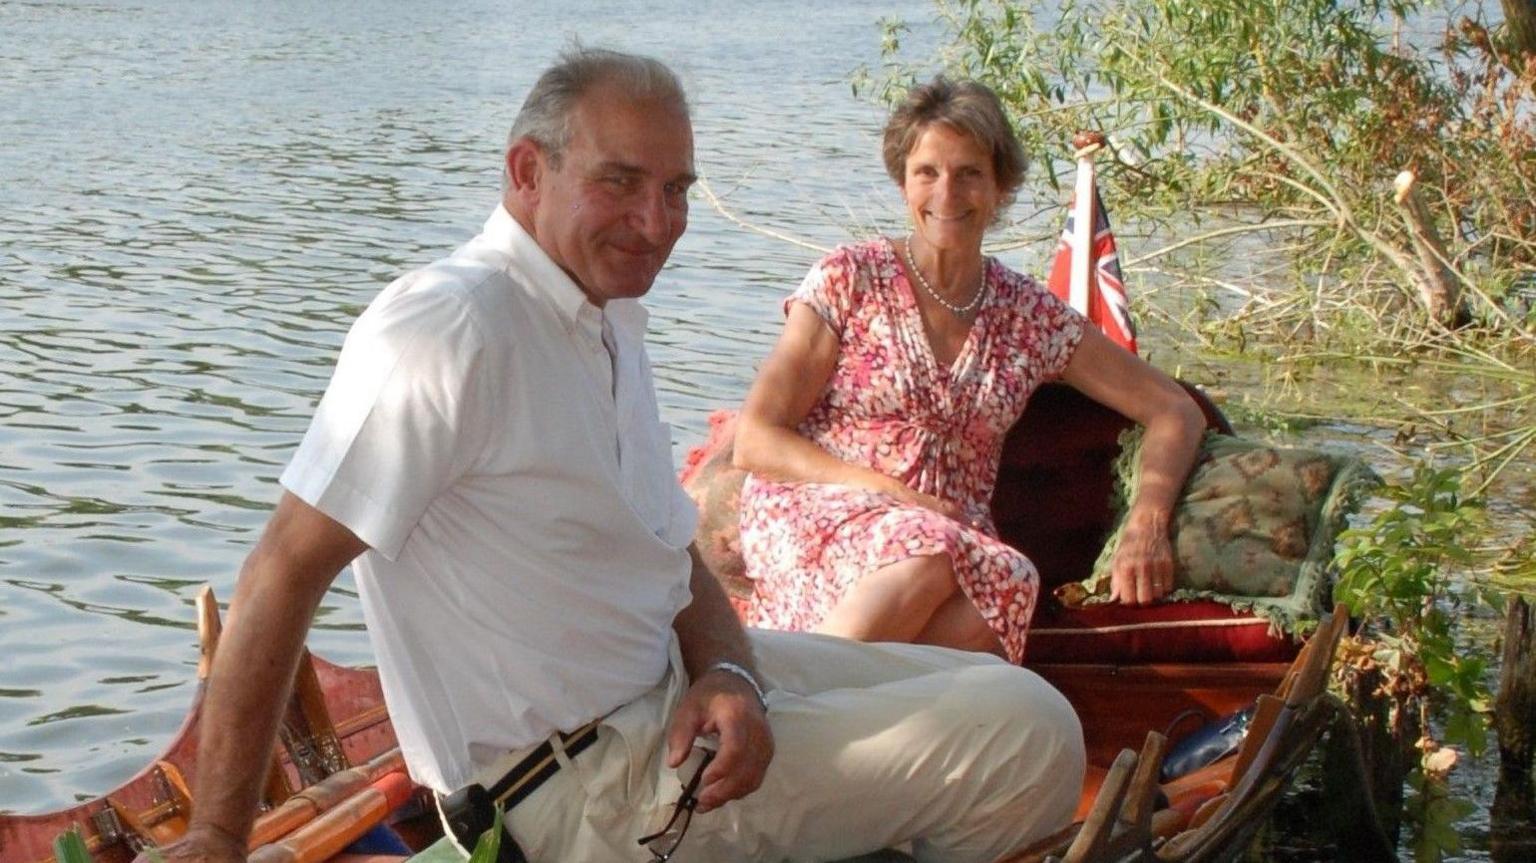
left=281, top=205, right=697, bottom=792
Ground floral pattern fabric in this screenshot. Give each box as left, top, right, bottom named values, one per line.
left=740, top=238, right=1084, bottom=663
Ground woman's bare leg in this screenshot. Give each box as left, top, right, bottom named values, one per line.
left=814, top=554, right=957, bottom=644
left=914, top=594, right=1006, bottom=658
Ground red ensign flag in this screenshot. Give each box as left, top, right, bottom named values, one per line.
left=1047, top=186, right=1138, bottom=353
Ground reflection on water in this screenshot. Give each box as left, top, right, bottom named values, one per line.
left=0, top=0, right=956, bottom=813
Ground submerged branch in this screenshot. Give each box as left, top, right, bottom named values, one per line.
left=695, top=176, right=830, bottom=254
left=1467, top=425, right=1536, bottom=496
left=1131, top=264, right=1256, bottom=299
left=1123, top=218, right=1331, bottom=267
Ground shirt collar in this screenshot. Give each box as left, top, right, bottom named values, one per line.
left=477, top=204, right=650, bottom=340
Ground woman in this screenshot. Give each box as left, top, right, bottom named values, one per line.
left=731, top=77, right=1207, bottom=663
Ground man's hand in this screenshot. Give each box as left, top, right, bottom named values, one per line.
left=663, top=668, right=774, bottom=813
left=134, top=824, right=246, bottom=863
left=1109, top=510, right=1176, bottom=606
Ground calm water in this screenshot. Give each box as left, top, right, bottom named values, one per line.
left=0, top=0, right=962, bottom=813
left=0, top=3, right=1520, bottom=859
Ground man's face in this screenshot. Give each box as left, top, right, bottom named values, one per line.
left=528, top=82, right=695, bottom=305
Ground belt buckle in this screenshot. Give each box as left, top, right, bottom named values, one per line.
left=436, top=783, right=511, bottom=860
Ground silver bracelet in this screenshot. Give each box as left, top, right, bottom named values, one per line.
left=707, top=660, right=769, bottom=712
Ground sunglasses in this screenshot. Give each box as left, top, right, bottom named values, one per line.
left=636, top=747, right=716, bottom=862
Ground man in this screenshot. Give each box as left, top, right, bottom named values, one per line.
left=155, top=48, right=1084, bottom=863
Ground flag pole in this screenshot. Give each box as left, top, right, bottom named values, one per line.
left=1069, top=131, right=1107, bottom=315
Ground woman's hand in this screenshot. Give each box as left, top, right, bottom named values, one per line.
left=855, top=471, right=962, bottom=520
left=1109, top=509, right=1176, bottom=606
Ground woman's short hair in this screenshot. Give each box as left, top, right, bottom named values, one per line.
left=881, top=77, right=1027, bottom=219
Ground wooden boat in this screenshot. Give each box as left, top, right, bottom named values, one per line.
left=0, top=384, right=1374, bottom=863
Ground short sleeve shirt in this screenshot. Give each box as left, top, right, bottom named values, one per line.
left=280, top=206, right=697, bottom=792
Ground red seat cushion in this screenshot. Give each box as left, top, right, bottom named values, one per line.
left=1026, top=599, right=1301, bottom=664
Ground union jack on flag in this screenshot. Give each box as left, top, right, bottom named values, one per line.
left=1046, top=186, right=1138, bottom=354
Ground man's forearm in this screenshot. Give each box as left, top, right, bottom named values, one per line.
left=672, top=546, right=758, bottom=682
left=184, top=494, right=364, bottom=849
left=188, top=549, right=336, bottom=844
left=663, top=546, right=775, bottom=806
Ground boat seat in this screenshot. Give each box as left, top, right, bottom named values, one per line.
left=1027, top=600, right=1301, bottom=664
left=992, top=381, right=1231, bottom=595
left=996, top=383, right=1300, bottom=665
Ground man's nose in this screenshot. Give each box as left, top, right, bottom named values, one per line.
left=632, top=188, right=673, bottom=245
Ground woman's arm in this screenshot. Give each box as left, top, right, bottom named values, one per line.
left=1059, top=327, right=1207, bottom=605
left=733, top=303, right=957, bottom=517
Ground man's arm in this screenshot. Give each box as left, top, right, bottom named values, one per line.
left=664, top=545, right=774, bottom=813
left=151, top=493, right=367, bottom=863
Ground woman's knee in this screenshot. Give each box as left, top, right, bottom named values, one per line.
left=874, top=553, right=957, bottom=607
left=914, top=593, right=1002, bottom=655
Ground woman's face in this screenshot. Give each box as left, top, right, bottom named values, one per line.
left=901, top=123, right=1001, bottom=255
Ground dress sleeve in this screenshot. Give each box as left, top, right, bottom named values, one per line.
left=783, top=247, right=858, bottom=336
left=1032, top=281, right=1086, bottom=378
left=279, top=284, right=490, bottom=560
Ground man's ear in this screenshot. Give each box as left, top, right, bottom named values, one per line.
left=505, top=138, right=545, bottom=207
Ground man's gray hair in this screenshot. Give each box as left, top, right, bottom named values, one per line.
left=504, top=48, right=688, bottom=188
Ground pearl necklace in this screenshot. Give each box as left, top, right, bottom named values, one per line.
left=903, top=237, right=987, bottom=315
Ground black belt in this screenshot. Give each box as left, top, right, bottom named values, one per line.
left=436, top=720, right=603, bottom=863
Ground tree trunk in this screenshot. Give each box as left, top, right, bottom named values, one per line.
left=1393, top=171, right=1467, bottom=330
left=1319, top=705, right=1398, bottom=861
left=1332, top=658, right=1413, bottom=844
left=1504, top=1, right=1536, bottom=59
left=1493, top=597, right=1536, bottom=862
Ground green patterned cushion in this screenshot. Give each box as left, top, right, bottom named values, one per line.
left=1056, top=430, right=1378, bottom=633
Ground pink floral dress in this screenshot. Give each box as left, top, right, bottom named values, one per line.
left=740, top=238, right=1084, bottom=663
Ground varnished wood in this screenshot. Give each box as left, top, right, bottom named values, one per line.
left=1228, top=695, right=1283, bottom=789
left=1122, top=734, right=1168, bottom=834
left=1034, top=662, right=1286, bottom=768
left=196, top=585, right=222, bottom=682
left=1062, top=750, right=1138, bottom=863
left=249, top=749, right=406, bottom=850
left=280, top=648, right=352, bottom=787
left=248, top=772, right=414, bottom=863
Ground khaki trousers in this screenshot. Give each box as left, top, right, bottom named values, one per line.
left=486, top=630, right=1084, bottom=863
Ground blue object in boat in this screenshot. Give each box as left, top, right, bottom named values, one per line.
left=344, top=823, right=413, bottom=855
left=1160, top=704, right=1257, bottom=782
